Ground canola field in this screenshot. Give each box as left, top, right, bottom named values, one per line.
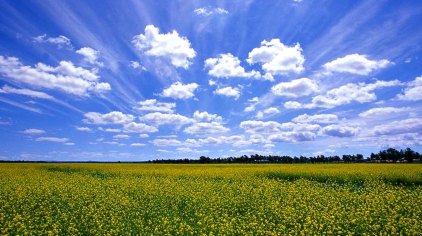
left=1, top=163, right=421, bottom=235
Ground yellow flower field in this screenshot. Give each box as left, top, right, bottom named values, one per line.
left=1, top=163, right=421, bottom=235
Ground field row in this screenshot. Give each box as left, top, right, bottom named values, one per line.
left=1, top=164, right=421, bottom=235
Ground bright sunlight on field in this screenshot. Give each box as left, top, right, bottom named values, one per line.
left=1, top=164, right=421, bottom=235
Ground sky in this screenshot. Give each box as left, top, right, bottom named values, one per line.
left=0, top=0, right=421, bottom=161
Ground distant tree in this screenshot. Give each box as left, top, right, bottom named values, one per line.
left=404, top=148, right=414, bottom=163
left=199, top=156, right=210, bottom=163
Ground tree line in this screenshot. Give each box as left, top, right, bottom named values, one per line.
left=151, top=147, right=421, bottom=164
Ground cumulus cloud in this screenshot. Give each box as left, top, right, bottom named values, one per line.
left=247, top=38, right=305, bottom=75
left=271, top=78, right=318, bottom=98
left=214, top=86, right=240, bottom=100
left=269, top=131, right=316, bottom=142
left=240, top=120, right=282, bottom=134
left=161, top=82, right=199, bottom=99
left=98, top=127, right=121, bottom=133
left=83, top=111, right=135, bottom=125
left=323, top=54, right=392, bottom=75
left=132, top=25, right=196, bottom=69
left=123, top=122, right=158, bottom=133
left=284, top=80, right=401, bottom=109
left=359, top=107, right=410, bottom=118
left=0, top=56, right=110, bottom=96
left=141, top=112, right=193, bottom=127
left=139, top=134, right=149, bottom=138
left=113, top=134, right=130, bottom=139
left=322, top=125, right=359, bottom=137
left=372, top=118, right=422, bottom=136
left=135, top=99, right=175, bottom=113
left=194, top=7, right=229, bottom=16
left=76, top=47, right=103, bottom=66
left=240, top=120, right=321, bottom=143
left=193, top=111, right=223, bottom=123
left=244, top=97, right=259, bottom=112
left=131, top=143, right=145, bottom=147
left=184, top=122, right=229, bottom=135
left=33, top=34, right=72, bottom=48
left=151, top=138, right=183, bottom=147
left=130, top=61, right=146, bottom=70
left=283, top=101, right=303, bottom=110
left=0, top=85, right=54, bottom=100
left=204, top=53, right=262, bottom=80
left=22, top=128, right=45, bottom=135
left=35, top=136, right=69, bottom=143
left=76, top=127, right=92, bottom=132
left=256, top=107, right=280, bottom=119
left=292, top=113, right=338, bottom=124
left=397, top=76, right=422, bottom=101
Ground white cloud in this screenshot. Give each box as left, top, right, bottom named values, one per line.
left=247, top=38, right=305, bottom=75
left=139, top=134, right=149, bottom=138
left=194, top=7, right=229, bottom=16
left=191, top=135, right=247, bottom=147
left=130, top=61, right=146, bottom=70
left=322, top=125, right=359, bottom=137
left=98, top=127, right=121, bottom=133
left=271, top=78, right=318, bottom=98
left=123, top=122, right=158, bottom=133
left=132, top=25, right=196, bottom=69
left=113, top=134, right=130, bottom=139
left=135, top=99, right=175, bottom=113
left=284, top=80, right=401, bottom=109
left=64, top=142, right=75, bottom=146
left=103, top=141, right=120, bottom=145
left=397, top=76, right=422, bottom=101
left=33, top=34, right=72, bottom=48
left=22, top=128, right=45, bottom=135
left=76, top=126, right=92, bottom=132
left=292, top=113, right=338, bottom=124
left=280, top=122, right=321, bottom=133
left=256, top=107, right=280, bottom=119
left=35, top=136, right=69, bottom=143
left=214, top=86, right=240, bottom=100
left=161, top=82, right=199, bottom=99
left=0, top=85, right=54, bottom=100
left=311, top=80, right=400, bottom=108
left=284, top=101, right=304, bottom=109
left=269, top=131, right=316, bottom=142
left=204, top=53, right=263, bottom=79
left=84, top=111, right=134, bottom=125
left=244, top=97, right=259, bottom=112
left=76, top=47, right=103, bottom=66
left=141, top=112, right=193, bottom=127
left=193, top=111, right=223, bottom=123
left=240, top=120, right=321, bottom=143
left=151, top=138, right=183, bottom=147
left=240, top=120, right=282, bottom=134
left=359, top=107, right=410, bottom=118
left=372, top=118, right=422, bottom=136
left=0, top=56, right=110, bottom=96
left=131, top=143, right=145, bottom=147
left=323, top=54, right=392, bottom=75
left=184, top=122, right=229, bottom=135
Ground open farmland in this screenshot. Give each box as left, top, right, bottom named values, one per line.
left=1, top=163, right=421, bottom=235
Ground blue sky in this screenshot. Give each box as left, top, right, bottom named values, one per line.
left=0, top=0, right=421, bottom=161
